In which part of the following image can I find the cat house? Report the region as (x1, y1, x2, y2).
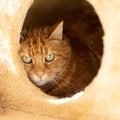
(0, 0, 120, 120)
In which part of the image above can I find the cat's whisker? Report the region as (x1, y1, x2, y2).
(51, 79, 62, 89)
(50, 74, 70, 88)
(64, 70, 80, 74)
(55, 75, 73, 86)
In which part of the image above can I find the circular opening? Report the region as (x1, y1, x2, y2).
(19, 0, 104, 98)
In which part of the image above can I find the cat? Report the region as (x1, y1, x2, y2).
(18, 21, 98, 98)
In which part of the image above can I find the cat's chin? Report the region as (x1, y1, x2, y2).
(28, 74, 49, 86)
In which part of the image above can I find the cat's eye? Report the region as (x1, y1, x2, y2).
(45, 53, 55, 62)
(22, 55, 32, 64)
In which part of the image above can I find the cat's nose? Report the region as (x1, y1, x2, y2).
(36, 71, 45, 79)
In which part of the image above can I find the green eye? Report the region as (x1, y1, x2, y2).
(22, 55, 32, 64)
(45, 53, 55, 62)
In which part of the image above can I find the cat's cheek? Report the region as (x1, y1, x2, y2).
(24, 64, 33, 71)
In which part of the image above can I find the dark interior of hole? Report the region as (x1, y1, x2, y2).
(21, 0, 104, 98)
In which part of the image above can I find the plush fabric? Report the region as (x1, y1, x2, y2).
(0, 0, 120, 119)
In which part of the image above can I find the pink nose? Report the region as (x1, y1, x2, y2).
(36, 71, 44, 78)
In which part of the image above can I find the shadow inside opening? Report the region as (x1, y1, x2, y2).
(19, 0, 104, 98)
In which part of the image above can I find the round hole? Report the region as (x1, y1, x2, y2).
(19, 0, 104, 98)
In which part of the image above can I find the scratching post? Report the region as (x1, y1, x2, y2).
(0, 0, 120, 120)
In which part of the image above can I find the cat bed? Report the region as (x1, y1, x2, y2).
(0, 0, 120, 120)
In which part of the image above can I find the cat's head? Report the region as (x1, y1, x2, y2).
(18, 21, 71, 87)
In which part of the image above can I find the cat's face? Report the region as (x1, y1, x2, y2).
(18, 23, 71, 87)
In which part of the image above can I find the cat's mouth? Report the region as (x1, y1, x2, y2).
(28, 74, 50, 86)
(28, 73, 59, 93)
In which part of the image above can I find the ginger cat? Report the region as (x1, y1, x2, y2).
(18, 21, 98, 98)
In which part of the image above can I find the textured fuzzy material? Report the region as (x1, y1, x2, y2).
(0, 0, 120, 119)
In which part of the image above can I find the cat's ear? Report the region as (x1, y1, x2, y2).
(19, 33, 25, 44)
(49, 21, 63, 40)
(19, 29, 28, 44)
